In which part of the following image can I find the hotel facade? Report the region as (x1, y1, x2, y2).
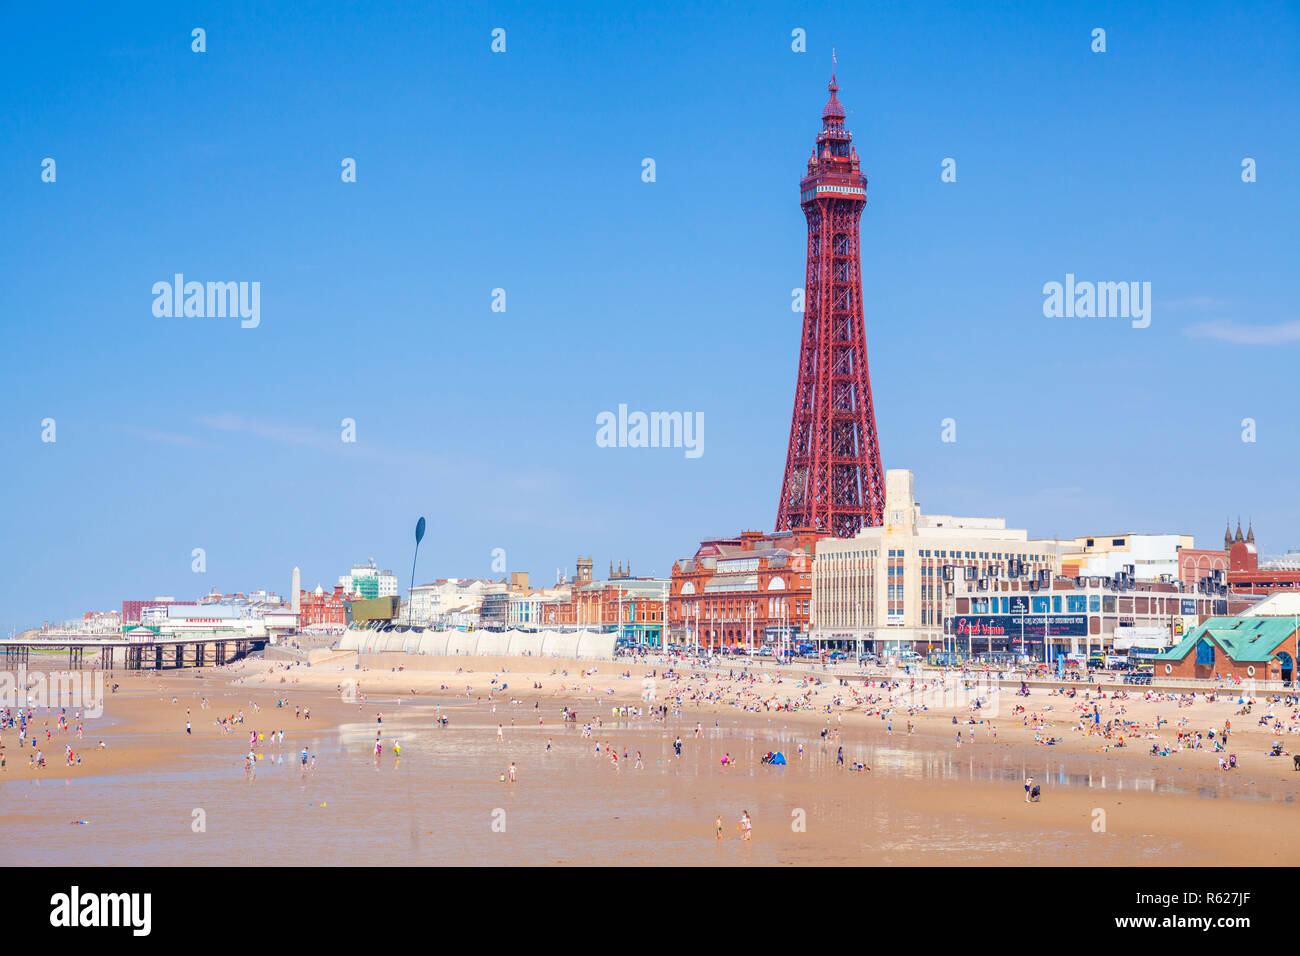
(948, 575, 1264, 662)
(669, 529, 822, 652)
(811, 470, 1061, 655)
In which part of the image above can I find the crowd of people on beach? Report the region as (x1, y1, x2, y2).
(0, 705, 91, 771)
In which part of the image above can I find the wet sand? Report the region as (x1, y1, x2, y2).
(1, 654, 1297, 866)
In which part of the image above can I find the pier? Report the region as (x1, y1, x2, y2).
(1, 636, 266, 670)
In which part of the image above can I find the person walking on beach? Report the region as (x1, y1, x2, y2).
(508, 761, 517, 782)
(739, 810, 752, 841)
(1024, 775, 1035, 803)
(716, 816, 723, 843)
(836, 745, 844, 767)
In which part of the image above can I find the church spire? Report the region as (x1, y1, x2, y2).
(1234, 518, 1244, 544)
(1247, 520, 1255, 544)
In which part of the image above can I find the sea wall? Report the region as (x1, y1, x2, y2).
(338, 628, 616, 661)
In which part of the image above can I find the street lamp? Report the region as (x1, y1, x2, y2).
(856, 600, 863, 663)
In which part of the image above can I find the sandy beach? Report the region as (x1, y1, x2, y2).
(1, 652, 1297, 866)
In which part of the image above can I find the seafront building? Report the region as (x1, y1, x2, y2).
(337, 560, 398, 599)
(538, 557, 669, 646)
(131, 600, 298, 642)
(811, 470, 1061, 656)
(1157, 592, 1300, 683)
(479, 575, 572, 631)
(947, 575, 1264, 663)
(1051, 522, 1300, 597)
(669, 529, 822, 652)
(408, 578, 492, 626)
(121, 597, 194, 624)
(1059, 533, 1193, 581)
(298, 584, 348, 630)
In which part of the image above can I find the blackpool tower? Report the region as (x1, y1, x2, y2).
(775, 73, 885, 536)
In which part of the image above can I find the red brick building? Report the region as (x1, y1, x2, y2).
(121, 599, 196, 624)
(298, 584, 349, 628)
(669, 529, 824, 651)
(1176, 548, 1231, 591)
(1182, 522, 1300, 595)
(539, 557, 668, 643)
(1159, 613, 1298, 683)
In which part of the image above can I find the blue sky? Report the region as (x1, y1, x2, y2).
(2, 0, 1297, 629)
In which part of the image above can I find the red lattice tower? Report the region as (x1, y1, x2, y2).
(775, 73, 884, 536)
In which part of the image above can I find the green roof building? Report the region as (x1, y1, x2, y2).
(1157, 615, 1297, 683)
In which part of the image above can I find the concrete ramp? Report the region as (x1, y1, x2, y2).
(542, 632, 581, 658)
(577, 632, 616, 659)
(508, 632, 544, 657)
(415, 632, 450, 656)
(476, 632, 511, 656)
(446, 633, 478, 656)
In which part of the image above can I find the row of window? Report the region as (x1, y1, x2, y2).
(825, 548, 1054, 563)
(969, 595, 1103, 614)
(916, 549, 1050, 561)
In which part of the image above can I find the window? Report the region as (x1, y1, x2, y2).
(1089, 595, 1100, 612)
(1067, 595, 1086, 613)
(1112, 538, 1125, 546)
(1196, 640, 1215, 667)
(1032, 597, 1049, 613)
(1052, 596, 1062, 613)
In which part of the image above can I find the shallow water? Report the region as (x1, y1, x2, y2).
(0, 697, 1291, 865)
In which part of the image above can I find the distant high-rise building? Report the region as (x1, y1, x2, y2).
(338, 560, 398, 599)
(292, 567, 301, 614)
